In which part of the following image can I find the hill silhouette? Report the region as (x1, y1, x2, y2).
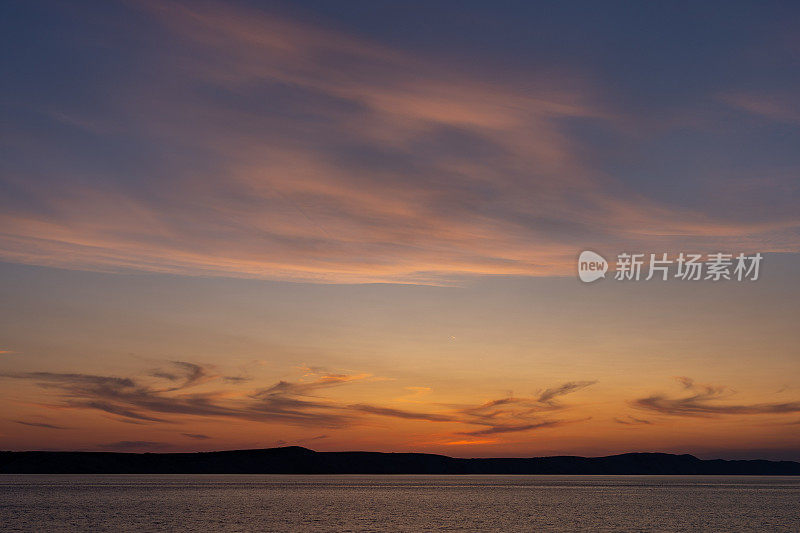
(1, 447, 798, 474)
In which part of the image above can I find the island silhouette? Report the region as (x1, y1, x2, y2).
(1, 447, 798, 474)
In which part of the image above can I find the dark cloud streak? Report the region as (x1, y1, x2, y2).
(14, 420, 70, 430)
(634, 377, 800, 417)
(1, 366, 596, 437)
(182, 433, 211, 440)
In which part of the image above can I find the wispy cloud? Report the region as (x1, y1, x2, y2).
(98, 441, 173, 451)
(634, 377, 800, 417)
(2, 367, 365, 428)
(538, 381, 597, 404)
(459, 420, 562, 436)
(347, 404, 455, 422)
(276, 434, 329, 446)
(450, 381, 597, 436)
(1, 1, 795, 284)
(614, 416, 652, 426)
(14, 420, 70, 430)
(182, 433, 211, 440)
(0, 363, 595, 437)
(150, 361, 219, 391)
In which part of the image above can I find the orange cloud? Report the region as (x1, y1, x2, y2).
(1, 1, 797, 284)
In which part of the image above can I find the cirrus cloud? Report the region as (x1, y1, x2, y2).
(1, 1, 796, 284)
(634, 377, 800, 417)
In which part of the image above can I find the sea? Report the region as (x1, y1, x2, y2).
(1, 475, 798, 531)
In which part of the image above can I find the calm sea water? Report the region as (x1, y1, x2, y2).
(1, 475, 798, 532)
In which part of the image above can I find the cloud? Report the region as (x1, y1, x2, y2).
(296, 434, 329, 444)
(14, 420, 70, 430)
(182, 433, 211, 439)
(458, 420, 562, 436)
(614, 416, 652, 425)
(634, 377, 800, 417)
(346, 380, 595, 436)
(348, 404, 455, 422)
(98, 441, 173, 451)
(449, 381, 597, 436)
(277, 435, 330, 447)
(81, 401, 170, 423)
(222, 376, 252, 384)
(435, 439, 498, 446)
(348, 384, 594, 435)
(254, 372, 370, 398)
(1, 365, 391, 428)
(537, 381, 597, 404)
(2, 372, 135, 389)
(150, 361, 219, 391)
(0, 368, 355, 427)
(1, 1, 795, 284)
(1, 364, 595, 438)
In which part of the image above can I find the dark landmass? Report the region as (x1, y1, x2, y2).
(1, 446, 799, 474)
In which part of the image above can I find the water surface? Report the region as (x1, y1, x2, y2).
(1, 475, 798, 531)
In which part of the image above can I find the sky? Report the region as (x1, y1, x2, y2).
(0, 0, 798, 459)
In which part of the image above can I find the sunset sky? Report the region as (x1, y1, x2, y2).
(1, 1, 798, 460)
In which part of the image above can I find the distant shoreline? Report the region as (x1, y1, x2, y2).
(2, 446, 798, 475)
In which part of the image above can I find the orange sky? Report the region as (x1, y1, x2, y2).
(0, 1, 799, 459)
(1, 264, 798, 459)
